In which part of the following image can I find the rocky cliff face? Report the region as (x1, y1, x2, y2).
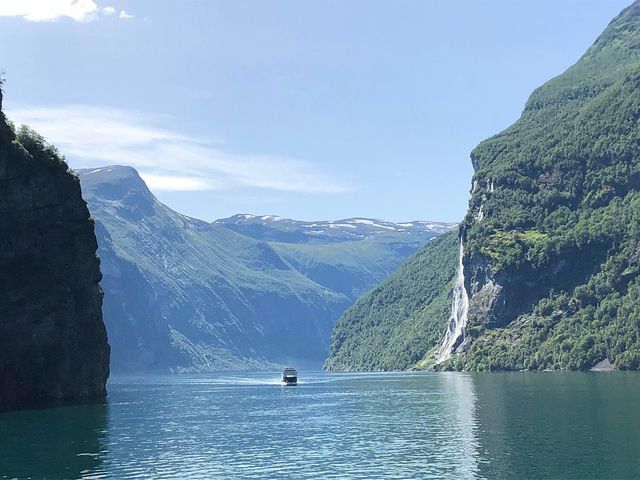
(0, 93, 109, 411)
(445, 0, 640, 370)
(324, 1, 640, 372)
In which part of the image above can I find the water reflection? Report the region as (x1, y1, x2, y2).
(438, 373, 480, 478)
(473, 372, 640, 479)
(93, 373, 484, 478)
(0, 403, 108, 479)
(3, 373, 638, 479)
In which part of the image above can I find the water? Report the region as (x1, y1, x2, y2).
(1, 372, 640, 479)
(437, 241, 469, 364)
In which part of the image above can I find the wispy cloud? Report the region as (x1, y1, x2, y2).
(8, 104, 353, 194)
(0, 1, 133, 22)
(139, 174, 212, 192)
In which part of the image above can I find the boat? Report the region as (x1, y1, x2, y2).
(282, 367, 297, 385)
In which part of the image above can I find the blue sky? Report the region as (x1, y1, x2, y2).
(0, 0, 631, 222)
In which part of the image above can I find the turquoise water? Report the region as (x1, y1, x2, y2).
(1, 372, 639, 479)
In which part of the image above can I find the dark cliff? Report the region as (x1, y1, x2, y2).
(0, 91, 110, 411)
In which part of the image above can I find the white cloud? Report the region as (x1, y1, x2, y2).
(139, 174, 211, 192)
(0, 1, 130, 22)
(8, 104, 353, 194)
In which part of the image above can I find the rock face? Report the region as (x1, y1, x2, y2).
(0, 95, 109, 411)
(449, 0, 640, 370)
(325, 1, 640, 372)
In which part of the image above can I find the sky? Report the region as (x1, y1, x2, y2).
(0, 0, 632, 223)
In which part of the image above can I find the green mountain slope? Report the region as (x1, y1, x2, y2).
(454, 0, 640, 371)
(80, 166, 349, 372)
(217, 215, 455, 301)
(324, 231, 458, 371)
(326, 1, 640, 372)
(78, 166, 453, 372)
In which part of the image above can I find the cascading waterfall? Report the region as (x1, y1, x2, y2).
(436, 240, 469, 364)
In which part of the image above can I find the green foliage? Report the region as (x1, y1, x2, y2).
(327, 2, 640, 372)
(456, 3, 640, 371)
(15, 125, 67, 170)
(324, 231, 459, 371)
(79, 166, 445, 372)
(480, 230, 549, 271)
(272, 235, 427, 300)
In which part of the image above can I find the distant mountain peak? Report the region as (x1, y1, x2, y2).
(77, 165, 156, 220)
(77, 166, 458, 242)
(215, 213, 457, 245)
(81, 165, 138, 175)
(77, 165, 149, 192)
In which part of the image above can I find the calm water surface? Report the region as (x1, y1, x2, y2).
(1, 372, 639, 479)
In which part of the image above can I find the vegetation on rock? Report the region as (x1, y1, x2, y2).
(455, 1, 640, 371)
(78, 166, 451, 372)
(326, 1, 640, 372)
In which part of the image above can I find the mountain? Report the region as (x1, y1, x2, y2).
(326, 1, 640, 372)
(325, 231, 458, 371)
(78, 166, 454, 372)
(216, 214, 456, 300)
(0, 92, 109, 411)
(216, 214, 453, 245)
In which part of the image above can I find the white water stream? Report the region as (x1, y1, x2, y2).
(436, 241, 469, 364)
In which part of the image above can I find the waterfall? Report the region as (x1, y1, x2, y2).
(436, 241, 469, 364)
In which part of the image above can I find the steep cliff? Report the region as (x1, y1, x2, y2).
(326, 1, 640, 372)
(0, 91, 109, 411)
(446, 0, 640, 370)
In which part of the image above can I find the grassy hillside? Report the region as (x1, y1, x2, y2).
(218, 215, 455, 300)
(80, 166, 349, 372)
(325, 231, 458, 371)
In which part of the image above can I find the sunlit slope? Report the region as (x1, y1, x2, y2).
(455, 0, 640, 370)
(325, 231, 458, 371)
(80, 166, 349, 372)
(326, 1, 640, 372)
(79, 166, 452, 372)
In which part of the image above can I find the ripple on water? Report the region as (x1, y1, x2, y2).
(6, 372, 637, 479)
(66, 372, 480, 479)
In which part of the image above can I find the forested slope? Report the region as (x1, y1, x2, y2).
(326, 1, 640, 372)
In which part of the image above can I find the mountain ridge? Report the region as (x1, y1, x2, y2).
(215, 213, 455, 245)
(78, 165, 454, 372)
